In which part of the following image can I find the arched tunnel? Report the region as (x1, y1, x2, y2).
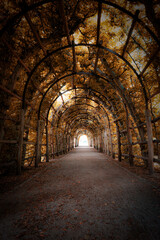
(0, 0, 160, 239)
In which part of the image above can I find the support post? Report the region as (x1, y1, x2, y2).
(126, 107, 133, 166)
(56, 131, 59, 156)
(95, 137, 97, 149)
(106, 130, 109, 155)
(90, 138, 93, 147)
(116, 122, 121, 162)
(60, 134, 63, 154)
(68, 135, 71, 151)
(145, 108, 154, 174)
(97, 136, 99, 150)
(51, 128, 54, 158)
(17, 109, 25, 175)
(72, 137, 74, 149)
(35, 119, 40, 167)
(63, 135, 66, 153)
(108, 119, 113, 158)
(66, 135, 68, 152)
(100, 131, 103, 152)
(46, 121, 49, 162)
(76, 137, 78, 147)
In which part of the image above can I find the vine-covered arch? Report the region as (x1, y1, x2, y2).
(0, 0, 160, 175)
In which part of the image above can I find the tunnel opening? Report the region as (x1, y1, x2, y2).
(79, 135, 89, 147)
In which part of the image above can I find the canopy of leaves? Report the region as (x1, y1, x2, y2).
(0, 0, 159, 168)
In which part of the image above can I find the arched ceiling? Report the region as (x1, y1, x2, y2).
(0, 0, 160, 154)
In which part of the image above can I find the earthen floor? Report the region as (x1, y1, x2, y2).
(0, 147, 160, 240)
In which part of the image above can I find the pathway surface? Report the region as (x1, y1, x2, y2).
(0, 147, 160, 240)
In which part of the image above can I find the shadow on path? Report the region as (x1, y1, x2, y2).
(0, 147, 160, 240)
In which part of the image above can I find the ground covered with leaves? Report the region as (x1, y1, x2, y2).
(0, 148, 160, 240)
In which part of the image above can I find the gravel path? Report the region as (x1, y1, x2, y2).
(0, 147, 160, 240)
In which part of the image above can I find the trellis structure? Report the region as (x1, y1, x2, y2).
(0, 0, 160, 175)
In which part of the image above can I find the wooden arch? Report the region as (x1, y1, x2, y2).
(0, 0, 160, 175)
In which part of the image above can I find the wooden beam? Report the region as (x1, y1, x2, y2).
(60, 94, 65, 105)
(112, 117, 121, 123)
(72, 40, 77, 88)
(0, 84, 36, 110)
(59, 0, 71, 45)
(152, 116, 160, 123)
(63, 135, 67, 154)
(23, 141, 36, 145)
(72, 40, 77, 73)
(60, 134, 63, 154)
(122, 10, 139, 57)
(24, 156, 35, 160)
(96, 1, 102, 46)
(75, 87, 77, 105)
(130, 122, 146, 128)
(56, 131, 59, 156)
(0, 84, 23, 101)
(120, 129, 127, 133)
(0, 84, 50, 125)
(132, 141, 147, 145)
(0, 139, 17, 144)
(51, 105, 60, 118)
(0, 87, 47, 131)
(126, 106, 133, 166)
(100, 131, 103, 152)
(130, 116, 160, 127)
(35, 119, 40, 167)
(122, 154, 148, 160)
(154, 158, 160, 164)
(130, 140, 159, 145)
(46, 122, 49, 162)
(72, 74, 75, 89)
(5, 41, 31, 73)
(122, 154, 160, 164)
(0, 116, 19, 123)
(116, 122, 121, 162)
(51, 105, 57, 115)
(145, 108, 154, 174)
(94, 47, 101, 73)
(6, 80, 42, 116)
(24, 124, 36, 130)
(51, 128, 54, 158)
(150, 89, 160, 99)
(31, 80, 43, 95)
(24, 11, 47, 55)
(94, 2, 102, 73)
(139, 47, 160, 77)
(58, 0, 77, 92)
(22, 1, 58, 76)
(106, 129, 109, 155)
(107, 117, 114, 158)
(17, 109, 25, 175)
(0, 161, 15, 168)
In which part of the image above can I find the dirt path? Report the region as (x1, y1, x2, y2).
(0, 147, 160, 240)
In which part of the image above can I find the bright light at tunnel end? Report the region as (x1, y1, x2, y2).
(79, 135, 89, 146)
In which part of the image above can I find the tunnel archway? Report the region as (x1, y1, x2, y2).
(78, 135, 89, 147)
(0, 0, 160, 175)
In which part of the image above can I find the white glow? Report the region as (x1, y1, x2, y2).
(79, 135, 89, 146)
